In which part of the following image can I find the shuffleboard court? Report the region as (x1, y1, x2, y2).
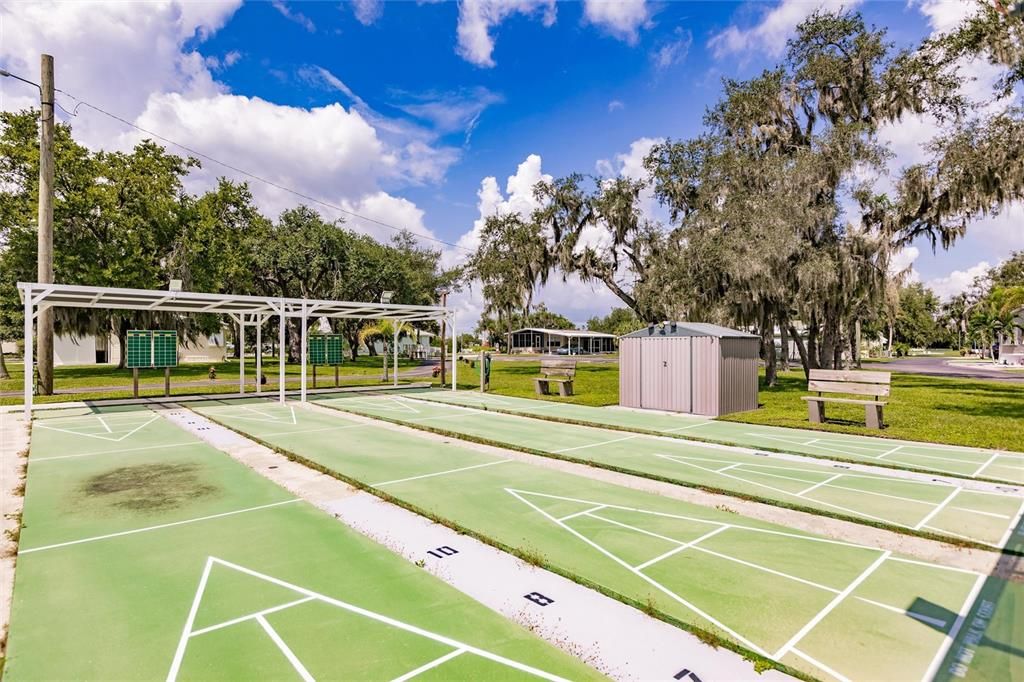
(395, 389, 1024, 485)
(190, 398, 1022, 682)
(6, 404, 601, 681)
(311, 393, 1024, 549)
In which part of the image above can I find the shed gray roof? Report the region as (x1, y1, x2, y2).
(620, 322, 758, 339)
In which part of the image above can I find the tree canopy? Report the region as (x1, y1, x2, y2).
(0, 109, 454, 371)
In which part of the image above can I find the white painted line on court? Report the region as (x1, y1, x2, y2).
(913, 487, 962, 530)
(971, 452, 1001, 478)
(634, 526, 730, 571)
(96, 415, 112, 433)
(715, 463, 743, 473)
(791, 647, 852, 682)
(656, 454, 902, 528)
(795, 474, 843, 497)
(506, 489, 771, 658)
(190, 597, 316, 636)
(557, 505, 607, 522)
(887, 556, 982, 576)
(949, 506, 1011, 520)
(34, 414, 160, 443)
(31, 441, 205, 462)
(392, 649, 465, 682)
(256, 614, 316, 682)
(589, 512, 721, 546)
(21, 499, 301, 554)
(854, 596, 946, 629)
(772, 551, 891, 660)
(510, 488, 889, 552)
(921, 572, 988, 682)
(210, 556, 572, 682)
(167, 556, 213, 682)
(372, 459, 511, 487)
(254, 423, 370, 439)
(692, 546, 840, 594)
(661, 422, 714, 433)
(877, 445, 903, 459)
(995, 497, 1024, 549)
(553, 434, 639, 454)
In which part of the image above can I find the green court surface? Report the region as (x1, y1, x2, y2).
(398, 389, 1024, 485)
(6, 405, 601, 681)
(190, 398, 1022, 682)
(310, 393, 1024, 550)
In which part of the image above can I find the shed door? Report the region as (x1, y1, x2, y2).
(640, 338, 691, 412)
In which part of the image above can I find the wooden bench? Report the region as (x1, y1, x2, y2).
(801, 369, 891, 429)
(534, 358, 577, 396)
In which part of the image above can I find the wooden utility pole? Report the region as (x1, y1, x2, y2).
(37, 54, 55, 395)
(439, 290, 448, 386)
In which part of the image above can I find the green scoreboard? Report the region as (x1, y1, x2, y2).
(126, 330, 178, 368)
(309, 334, 344, 366)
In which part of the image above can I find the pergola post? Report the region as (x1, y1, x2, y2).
(255, 315, 262, 395)
(238, 318, 245, 395)
(393, 327, 399, 388)
(23, 292, 33, 419)
(451, 311, 457, 391)
(300, 303, 308, 403)
(278, 308, 286, 404)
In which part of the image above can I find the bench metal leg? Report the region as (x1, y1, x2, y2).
(866, 404, 883, 429)
(808, 400, 824, 424)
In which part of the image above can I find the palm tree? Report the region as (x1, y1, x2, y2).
(357, 320, 410, 381)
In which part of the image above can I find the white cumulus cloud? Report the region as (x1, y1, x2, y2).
(582, 0, 650, 44)
(709, 0, 861, 59)
(1, 0, 460, 252)
(455, 0, 556, 68)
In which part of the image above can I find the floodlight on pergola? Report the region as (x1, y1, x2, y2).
(17, 282, 458, 416)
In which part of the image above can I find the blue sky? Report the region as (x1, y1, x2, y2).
(2, 1, 1021, 325)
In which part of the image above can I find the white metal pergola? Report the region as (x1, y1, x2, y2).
(17, 282, 457, 417)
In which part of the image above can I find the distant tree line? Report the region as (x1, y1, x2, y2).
(466, 6, 1024, 384)
(0, 110, 456, 378)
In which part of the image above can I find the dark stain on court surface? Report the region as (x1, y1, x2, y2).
(81, 463, 218, 512)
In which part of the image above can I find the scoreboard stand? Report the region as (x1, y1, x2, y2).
(126, 330, 178, 398)
(309, 334, 344, 388)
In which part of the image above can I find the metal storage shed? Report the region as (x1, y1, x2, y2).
(619, 322, 759, 417)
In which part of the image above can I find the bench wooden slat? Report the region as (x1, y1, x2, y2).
(802, 396, 887, 406)
(807, 380, 891, 397)
(809, 369, 891, 384)
(540, 358, 577, 378)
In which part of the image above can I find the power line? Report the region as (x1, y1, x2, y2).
(3, 69, 471, 252)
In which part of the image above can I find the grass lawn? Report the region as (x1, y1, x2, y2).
(441, 359, 1024, 452)
(444, 359, 620, 407)
(0, 356, 425, 406)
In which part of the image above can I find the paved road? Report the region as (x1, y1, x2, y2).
(876, 356, 1024, 383)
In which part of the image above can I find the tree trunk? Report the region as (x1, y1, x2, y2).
(888, 322, 894, 357)
(231, 323, 241, 360)
(0, 347, 9, 379)
(789, 324, 812, 379)
(853, 319, 862, 369)
(116, 319, 129, 370)
(346, 332, 360, 362)
(779, 321, 790, 372)
(759, 309, 777, 387)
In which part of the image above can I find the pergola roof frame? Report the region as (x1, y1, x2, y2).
(17, 282, 458, 417)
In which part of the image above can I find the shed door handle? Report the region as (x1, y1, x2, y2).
(662, 361, 667, 367)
